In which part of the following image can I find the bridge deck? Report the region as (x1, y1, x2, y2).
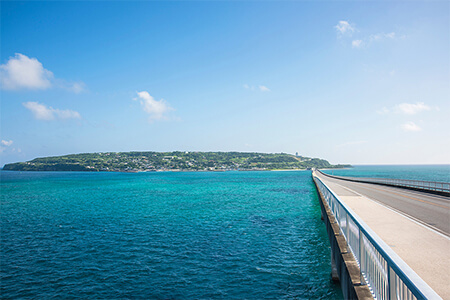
(315, 172, 450, 300)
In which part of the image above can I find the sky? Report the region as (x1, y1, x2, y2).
(1, 1, 449, 166)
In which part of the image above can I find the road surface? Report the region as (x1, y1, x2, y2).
(317, 172, 450, 236)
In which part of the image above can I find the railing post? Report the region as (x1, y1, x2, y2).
(359, 228, 365, 284)
(389, 266, 396, 300)
(346, 213, 349, 240)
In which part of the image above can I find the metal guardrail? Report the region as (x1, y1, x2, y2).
(317, 170, 450, 196)
(313, 173, 442, 300)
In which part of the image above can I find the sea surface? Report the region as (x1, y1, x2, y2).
(322, 165, 450, 183)
(0, 170, 342, 299)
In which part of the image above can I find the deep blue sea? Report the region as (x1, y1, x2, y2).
(0, 170, 342, 299)
(322, 165, 450, 183)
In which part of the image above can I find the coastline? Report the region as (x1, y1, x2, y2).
(1, 168, 311, 173)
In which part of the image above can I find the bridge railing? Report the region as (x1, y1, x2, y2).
(317, 170, 450, 196)
(313, 173, 441, 300)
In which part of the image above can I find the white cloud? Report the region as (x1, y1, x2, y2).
(259, 85, 271, 92)
(135, 91, 173, 121)
(401, 121, 422, 132)
(0, 53, 53, 90)
(352, 40, 363, 48)
(243, 84, 250, 89)
(1, 140, 13, 147)
(23, 101, 81, 121)
(0, 53, 86, 93)
(23, 102, 54, 120)
(394, 102, 431, 115)
(0, 140, 14, 154)
(335, 21, 355, 35)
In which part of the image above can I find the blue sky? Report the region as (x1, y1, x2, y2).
(1, 1, 449, 165)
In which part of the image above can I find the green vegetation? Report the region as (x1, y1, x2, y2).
(2, 151, 351, 172)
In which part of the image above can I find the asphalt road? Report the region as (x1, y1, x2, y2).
(316, 172, 450, 236)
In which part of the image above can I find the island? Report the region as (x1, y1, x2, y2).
(2, 151, 351, 172)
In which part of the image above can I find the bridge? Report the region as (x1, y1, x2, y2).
(312, 169, 449, 300)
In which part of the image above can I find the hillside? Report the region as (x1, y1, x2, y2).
(2, 151, 351, 172)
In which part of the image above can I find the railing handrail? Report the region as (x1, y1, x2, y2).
(313, 172, 442, 299)
(317, 169, 450, 196)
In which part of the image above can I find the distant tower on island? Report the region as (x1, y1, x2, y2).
(295, 152, 299, 157)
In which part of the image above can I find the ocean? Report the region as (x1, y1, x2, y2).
(0, 170, 341, 299)
(321, 164, 450, 183)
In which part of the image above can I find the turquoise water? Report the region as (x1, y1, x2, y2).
(0, 170, 342, 299)
(322, 165, 450, 183)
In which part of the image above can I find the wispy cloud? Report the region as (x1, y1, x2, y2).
(23, 101, 81, 121)
(0, 53, 86, 93)
(394, 102, 431, 115)
(61, 81, 86, 94)
(370, 32, 396, 42)
(355, 32, 397, 49)
(335, 21, 355, 36)
(244, 84, 270, 92)
(135, 91, 173, 122)
(352, 40, 363, 48)
(385, 32, 396, 39)
(335, 20, 398, 49)
(1, 140, 13, 147)
(0, 53, 53, 90)
(378, 102, 435, 115)
(401, 121, 422, 132)
(259, 85, 271, 92)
